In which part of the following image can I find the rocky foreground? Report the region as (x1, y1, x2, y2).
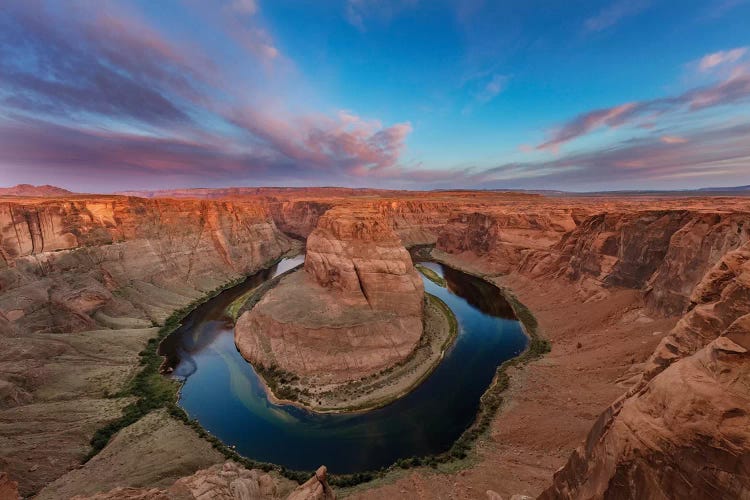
(1, 188, 749, 499)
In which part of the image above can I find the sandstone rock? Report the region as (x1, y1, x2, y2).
(0, 196, 295, 496)
(0, 197, 294, 332)
(287, 466, 336, 500)
(0, 472, 20, 500)
(304, 208, 423, 316)
(541, 241, 750, 500)
(71, 462, 332, 500)
(236, 208, 424, 384)
(267, 200, 333, 239)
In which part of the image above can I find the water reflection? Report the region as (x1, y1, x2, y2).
(159, 256, 527, 473)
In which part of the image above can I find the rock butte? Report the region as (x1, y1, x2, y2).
(0, 187, 747, 499)
(235, 208, 424, 386)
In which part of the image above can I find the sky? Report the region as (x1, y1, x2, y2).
(1, 0, 749, 192)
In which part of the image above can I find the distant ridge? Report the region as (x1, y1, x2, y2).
(0, 184, 75, 197)
(116, 184, 750, 199)
(696, 185, 750, 192)
(116, 186, 418, 199)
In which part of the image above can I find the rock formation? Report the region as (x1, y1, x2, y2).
(0, 196, 295, 496)
(304, 208, 424, 317)
(540, 240, 750, 500)
(3, 188, 750, 498)
(0, 184, 75, 197)
(70, 462, 335, 500)
(0, 472, 19, 500)
(0, 197, 293, 334)
(235, 207, 424, 384)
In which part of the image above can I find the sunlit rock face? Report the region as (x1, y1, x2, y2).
(236, 208, 424, 383)
(304, 208, 424, 317)
(0, 198, 294, 334)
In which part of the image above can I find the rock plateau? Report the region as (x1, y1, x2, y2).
(235, 208, 424, 385)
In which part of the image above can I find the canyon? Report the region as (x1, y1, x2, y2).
(1, 188, 749, 499)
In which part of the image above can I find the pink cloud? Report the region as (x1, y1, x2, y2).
(229, 107, 413, 176)
(699, 47, 747, 71)
(227, 0, 258, 15)
(536, 70, 750, 151)
(660, 135, 688, 144)
(537, 103, 637, 151)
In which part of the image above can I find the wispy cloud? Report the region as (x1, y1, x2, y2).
(459, 70, 510, 114)
(660, 135, 688, 144)
(477, 74, 508, 103)
(583, 0, 651, 32)
(227, 0, 258, 15)
(705, 0, 750, 19)
(468, 122, 750, 190)
(0, 0, 414, 189)
(699, 47, 747, 71)
(345, 0, 419, 31)
(0, 111, 413, 188)
(537, 63, 750, 150)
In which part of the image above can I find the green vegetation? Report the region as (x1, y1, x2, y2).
(83, 254, 314, 482)
(415, 264, 447, 287)
(84, 273, 251, 461)
(225, 287, 258, 320)
(85, 252, 550, 490)
(337, 262, 551, 490)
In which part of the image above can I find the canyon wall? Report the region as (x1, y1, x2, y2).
(436, 206, 750, 315)
(0, 196, 295, 496)
(267, 199, 334, 239)
(541, 240, 750, 500)
(0, 197, 294, 334)
(431, 202, 750, 498)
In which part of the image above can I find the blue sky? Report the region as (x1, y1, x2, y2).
(1, 0, 749, 192)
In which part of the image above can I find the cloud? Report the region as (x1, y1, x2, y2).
(705, 0, 750, 19)
(346, 0, 366, 31)
(459, 70, 510, 114)
(660, 135, 688, 144)
(345, 0, 419, 31)
(583, 0, 651, 32)
(537, 103, 638, 150)
(477, 74, 508, 103)
(229, 107, 413, 176)
(476, 122, 750, 190)
(699, 47, 748, 71)
(0, 2, 212, 126)
(0, 112, 413, 188)
(537, 70, 750, 150)
(227, 0, 258, 15)
(0, 0, 415, 189)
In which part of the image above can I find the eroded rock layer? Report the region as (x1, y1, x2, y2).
(70, 462, 334, 500)
(0, 196, 294, 496)
(236, 208, 424, 383)
(2, 188, 750, 499)
(541, 241, 750, 500)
